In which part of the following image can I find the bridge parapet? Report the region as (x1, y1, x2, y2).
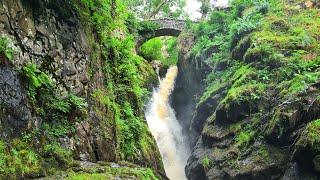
(148, 19, 186, 31)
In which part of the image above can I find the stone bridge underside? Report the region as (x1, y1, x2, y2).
(135, 19, 186, 48)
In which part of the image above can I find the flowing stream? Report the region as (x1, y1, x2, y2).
(145, 66, 190, 180)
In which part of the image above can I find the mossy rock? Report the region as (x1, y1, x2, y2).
(215, 85, 264, 125)
(243, 43, 270, 63)
(293, 119, 320, 172)
(215, 99, 253, 125)
(266, 16, 290, 33)
(233, 144, 288, 179)
(215, 58, 231, 71)
(232, 35, 252, 61)
(263, 107, 302, 144)
(202, 124, 234, 147)
(138, 59, 158, 90)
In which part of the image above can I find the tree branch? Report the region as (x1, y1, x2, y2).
(147, 0, 169, 20)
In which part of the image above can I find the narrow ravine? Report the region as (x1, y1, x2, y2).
(145, 66, 190, 180)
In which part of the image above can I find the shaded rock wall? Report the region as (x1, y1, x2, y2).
(0, 0, 164, 176)
(179, 1, 320, 179)
(172, 32, 208, 144)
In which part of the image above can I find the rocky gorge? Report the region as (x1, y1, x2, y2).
(0, 0, 319, 179)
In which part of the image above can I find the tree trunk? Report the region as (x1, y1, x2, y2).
(111, 0, 117, 18)
(201, 0, 209, 21)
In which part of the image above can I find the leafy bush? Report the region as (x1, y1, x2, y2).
(230, 13, 263, 47)
(164, 37, 178, 65)
(117, 101, 148, 160)
(139, 38, 164, 61)
(137, 21, 160, 34)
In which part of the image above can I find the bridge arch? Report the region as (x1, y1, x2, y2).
(135, 19, 187, 48)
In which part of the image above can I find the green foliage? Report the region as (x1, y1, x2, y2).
(22, 64, 52, 101)
(43, 120, 75, 139)
(124, 0, 186, 19)
(36, 91, 86, 138)
(295, 119, 320, 153)
(137, 21, 160, 34)
(164, 37, 178, 65)
(22, 129, 40, 143)
(117, 101, 151, 160)
(0, 139, 42, 179)
(139, 38, 164, 61)
(79, 0, 114, 33)
(191, 0, 320, 175)
(75, 0, 157, 164)
(125, 12, 138, 34)
(68, 94, 88, 112)
(199, 61, 244, 104)
(230, 0, 255, 18)
(22, 63, 87, 139)
(0, 37, 15, 60)
(284, 73, 319, 95)
(254, 145, 269, 160)
(230, 13, 263, 48)
(218, 65, 266, 107)
(64, 173, 109, 180)
(44, 143, 73, 167)
(235, 131, 256, 148)
(65, 166, 159, 180)
(50, 97, 71, 114)
(200, 156, 211, 170)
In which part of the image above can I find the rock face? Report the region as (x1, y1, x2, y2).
(172, 32, 208, 144)
(174, 1, 320, 179)
(0, 0, 164, 177)
(0, 0, 92, 157)
(0, 64, 32, 140)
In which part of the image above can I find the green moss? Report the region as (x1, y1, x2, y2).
(64, 165, 160, 180)
(278, 71, 320, 96)
(64, 173, 109, 180)
(200, 156, 211, 170)
(235, 131, 256, 148)
(198, 61, 245, 105)
(295, 119, 320, 153)
(44, 143, 73, 167)
(254, 145, 269, 161)
(0, 138, 43, 179)
(244, 42, 273, 63)
(219, 65, 266, 109)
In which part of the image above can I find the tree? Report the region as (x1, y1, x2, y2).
(123, 0, 186, 20)
(199, 0, 218, 20)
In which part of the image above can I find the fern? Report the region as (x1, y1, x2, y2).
(0, 37, 15, 60)
(68, 94, 87, 111)
(22, 64, 52, 101)
(50, 99, 71, 113)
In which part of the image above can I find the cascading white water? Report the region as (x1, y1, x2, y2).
(145, 66, 190, 180)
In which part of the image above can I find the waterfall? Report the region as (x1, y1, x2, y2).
(145, 66, 190, 180)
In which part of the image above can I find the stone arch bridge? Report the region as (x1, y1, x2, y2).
(135, 19, 189, 48)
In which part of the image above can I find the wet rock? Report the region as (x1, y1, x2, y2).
(0, 64, 32, 140)
(313, 155, 320, 173)
(202, 125, 234, 148)
(63, 61, 77, 76)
